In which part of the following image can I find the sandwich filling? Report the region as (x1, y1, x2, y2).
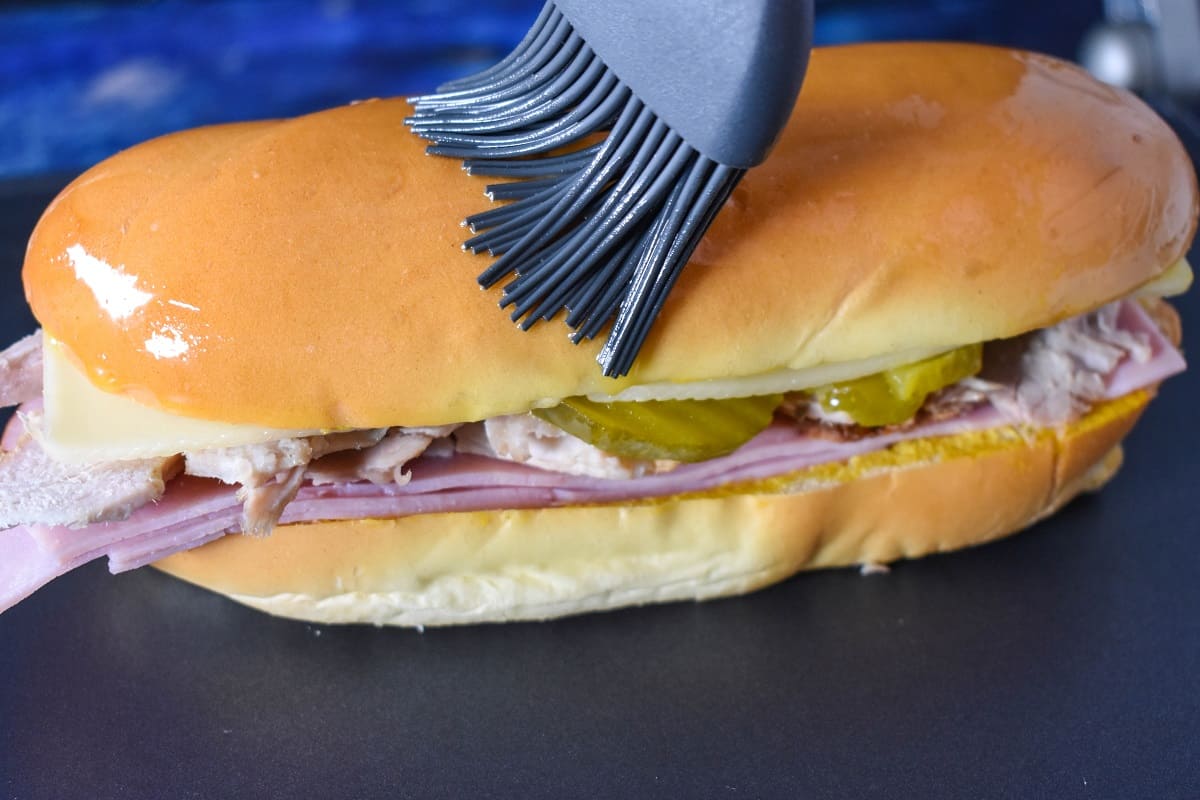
(0, 282, 1187, 613)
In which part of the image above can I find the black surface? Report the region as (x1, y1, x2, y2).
(1, 169, 1199, 799)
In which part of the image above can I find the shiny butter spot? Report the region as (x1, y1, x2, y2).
(167, 299, 201, 312)
(65, 243, 152, 320)
(145, 326, 190, 359)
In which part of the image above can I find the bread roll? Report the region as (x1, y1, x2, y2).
(154, 392, 1146, 626)
(23, 43, 1197, 429)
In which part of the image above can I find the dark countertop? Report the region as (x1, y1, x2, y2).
(1, 170, 1198, 797)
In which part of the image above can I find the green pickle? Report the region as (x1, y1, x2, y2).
(533, 394, 783, 462)
(534, 344, 982, 461)
(812, 343, 983, 427)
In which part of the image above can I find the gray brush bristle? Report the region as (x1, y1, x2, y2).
(407, 3, 745, 378)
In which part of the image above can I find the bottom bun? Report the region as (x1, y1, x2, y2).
(154, 392, 1149, 627)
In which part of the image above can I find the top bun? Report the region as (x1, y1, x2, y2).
(23, 43, 1198, 429)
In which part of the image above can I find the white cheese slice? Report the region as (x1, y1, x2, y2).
(36, 260, 1191, 459)
(590, 258, 1194, 403)
(1134, 257, 1192, 299)
(586, 344, 953, 403)
(40, 336, 316, 464)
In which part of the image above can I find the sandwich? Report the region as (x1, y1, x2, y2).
(0, 42, 1194, 626)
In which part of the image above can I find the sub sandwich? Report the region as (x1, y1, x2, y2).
(0, 43, 1195, 626)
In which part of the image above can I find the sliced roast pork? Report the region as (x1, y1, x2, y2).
(183, 428, 389, 487)
(458, 413, 668, 479)
(0, 411, 180, 528)
(942, 301, 1162, 427)
(306, 428, 453, 486)
(0, 330, 43, 409)
(239, 465, 307, 537)
(185, 429, 393, 536)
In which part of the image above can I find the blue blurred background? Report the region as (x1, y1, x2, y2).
(0, 0, 1140, 181)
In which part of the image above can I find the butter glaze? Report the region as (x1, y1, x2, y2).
(63, 243, 151, 321)
(22, 43, 1198, 428)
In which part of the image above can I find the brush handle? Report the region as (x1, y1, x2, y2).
(555, 0, 813, 169)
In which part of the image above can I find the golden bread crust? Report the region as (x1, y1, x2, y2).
(23, 43, 1198, 428)
(153, 392, 1148, 626)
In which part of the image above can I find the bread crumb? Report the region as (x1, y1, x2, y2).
(859, 562, 891, 576)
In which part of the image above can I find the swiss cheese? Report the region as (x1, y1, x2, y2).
(40, 336, 315, 463)
(36, 261, 1191, 461)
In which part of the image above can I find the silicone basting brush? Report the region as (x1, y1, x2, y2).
(407, 0, 813, 377)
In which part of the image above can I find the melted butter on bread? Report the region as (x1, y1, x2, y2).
(24, 45, 1198, 430)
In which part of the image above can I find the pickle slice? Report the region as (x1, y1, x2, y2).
(535, 344, 982, 457)
(533, 394, 783, 462)
(813, 344, 983, 427)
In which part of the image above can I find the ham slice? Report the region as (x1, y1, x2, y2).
(0, 300, 1186, 613)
